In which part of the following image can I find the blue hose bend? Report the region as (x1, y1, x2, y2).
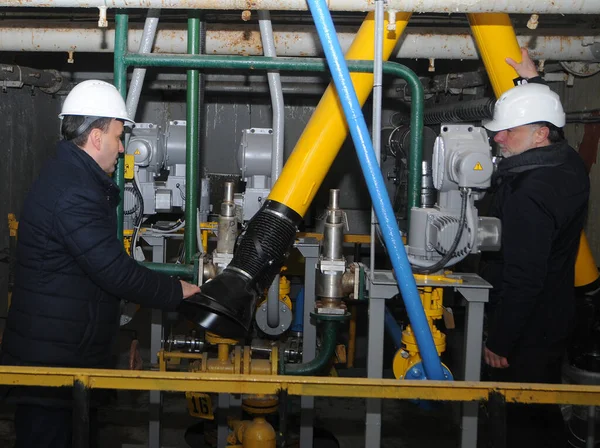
(306, 0, 445, 381)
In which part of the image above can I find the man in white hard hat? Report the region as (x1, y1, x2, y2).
(480, 52, 589, 447)
(1, 80, 200, 448)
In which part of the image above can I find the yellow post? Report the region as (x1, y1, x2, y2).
(268, 12, 412, 216)
(467, 13, 521, 99)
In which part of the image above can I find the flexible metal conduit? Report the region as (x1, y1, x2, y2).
(2, 0, 597, 13)
(258, 10, 284, 330)
(306, 0, 444, 380)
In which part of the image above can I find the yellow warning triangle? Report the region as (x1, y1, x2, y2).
(473, 162, 483, 171)
(134, 149, 141, 155)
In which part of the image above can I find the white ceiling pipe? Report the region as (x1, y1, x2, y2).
(0, 0, 598, 13)
(0, 25, 598, 61)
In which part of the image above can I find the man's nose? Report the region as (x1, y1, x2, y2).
(119, 140, 125, 153)
(494, 130, 507, 143)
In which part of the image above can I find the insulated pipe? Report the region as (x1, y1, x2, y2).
(125, 9, 160, 121)
(468, 14, 521, 98)
(2, 0, 598, 13)
(268, 11, 411, 215)
(306, 0, 444, 380)
(3, 26, 598, 61)
(185, 13, 200, 264)
(258, 10, 284, 330)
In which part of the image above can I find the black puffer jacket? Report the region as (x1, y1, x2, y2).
(481, 141, 589, 359)
(2, 140, 183, 369)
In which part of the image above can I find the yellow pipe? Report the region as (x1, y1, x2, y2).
(467, 13, 521, 98)
(218, 343, 230, 362)
(268, 12, 411, 216)
(575, 232, 600, 287)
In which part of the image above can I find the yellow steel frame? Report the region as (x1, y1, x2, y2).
(0, 366, 599, 406)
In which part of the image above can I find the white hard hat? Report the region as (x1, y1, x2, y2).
(59, 80, 134, 125)
(482, 83, 565, 132)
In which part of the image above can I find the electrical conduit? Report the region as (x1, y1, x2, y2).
(258, 10, 284, 329)
(306, 0, 445, 380)
(126, 9, 160, 121)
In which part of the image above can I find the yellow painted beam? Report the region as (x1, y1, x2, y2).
(0, 367, 599, 406)
(467, 13, 521, 98)
(268, 12, 411, 216)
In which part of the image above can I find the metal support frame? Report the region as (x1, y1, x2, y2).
(366, 270, 490, 448)
(459, 285, 489, 448)
(297, 239, 320, 448)
(142, 234, 172, 448)
(73, 378, 90, 448)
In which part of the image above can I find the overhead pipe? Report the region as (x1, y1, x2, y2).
(0, 63, 63, 93)
(3, 25, 599, 61)
(2, 0, 598, 13)
(306, 0, 444, 380)
(125, 9, 160, 121)
(258, 9, 285, 330)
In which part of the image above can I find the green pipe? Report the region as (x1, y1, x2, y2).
(114, 12, 128, 242)
(185, 13, 200, 264)
(141, 262, 195, 278)
(282, 320, 340, 376)
(121, 53, 424, 214)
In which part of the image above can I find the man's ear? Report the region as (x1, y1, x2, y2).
(534, 125, 550, 144)
(88, 128, 103, 150)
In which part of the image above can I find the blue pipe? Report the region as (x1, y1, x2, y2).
(384, 307, 403, 350)
(291, 288, 305, 333)
(306, 0, 445, 381)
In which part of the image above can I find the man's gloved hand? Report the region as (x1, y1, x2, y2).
(180, 280, 201, 299)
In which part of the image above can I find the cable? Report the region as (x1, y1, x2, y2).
(411, 188, 470, 274)
(131, 168, 144, 259)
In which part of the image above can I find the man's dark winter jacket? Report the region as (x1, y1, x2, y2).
(2, 140, 183, 370)
(482, 140, 589, 360)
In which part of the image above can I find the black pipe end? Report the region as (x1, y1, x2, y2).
(178, 269, 258, 339)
